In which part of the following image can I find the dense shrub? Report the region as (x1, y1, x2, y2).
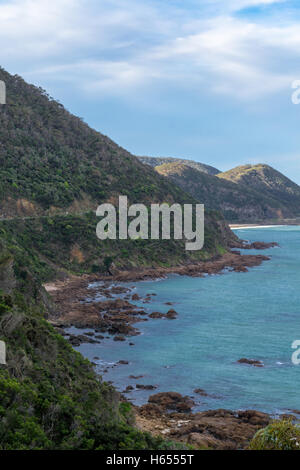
(249, 420, 300, 450)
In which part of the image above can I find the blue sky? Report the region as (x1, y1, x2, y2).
(1, 0, 300, 181)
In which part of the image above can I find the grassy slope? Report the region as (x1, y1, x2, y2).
(138, 156, 220, 176)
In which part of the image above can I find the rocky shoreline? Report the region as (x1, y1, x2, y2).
(135, 395, 271, 450)
(133, 390, 300, 449)
(44, 244, 285, 450)
(46, 249, 271, 333)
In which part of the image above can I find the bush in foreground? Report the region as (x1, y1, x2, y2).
(249, 419, 300, 450)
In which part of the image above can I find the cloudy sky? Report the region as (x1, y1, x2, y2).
(1, 0, 300, 180)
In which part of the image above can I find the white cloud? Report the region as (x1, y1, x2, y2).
(150, 15, 300, 98)
(0, 0, 299, 102)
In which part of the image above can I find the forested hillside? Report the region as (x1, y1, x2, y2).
(0, 68, 193, 217)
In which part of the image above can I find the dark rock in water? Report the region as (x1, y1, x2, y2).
(129, 375, 144, 380)
(129, 342, 135, 346)
(237, 358, 264, 367)
(243, 241, 279, 250)
(68, 334, 100, 346)
(165, 302, 173, 306)
(95, 334, 104, 340)
(193, 388, 209, 397)
(165, 309, 178, 319)
(85, 331, 95, 337)
(93, 356, 100, 360)
(136, 384, 157, 390)
(134, 310, 148, 316)
(148, 392, 195, 412)
(118, 360, 129, 365)
(234, 266, 248, 273)
(149, 312, 165, 319)
(114, 335, 126, 342)
(68, 335, 81, 347)
(108, 323, 139, 336)
(124, 385, 134, 393)
(132, 293, 140, 301)
(77, 335, 100, 344)
(149, 310, 178, 320)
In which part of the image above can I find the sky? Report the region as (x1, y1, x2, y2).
(1, 0, 300, 181)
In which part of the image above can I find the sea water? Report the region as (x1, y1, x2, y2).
(74, 226, 300, 414)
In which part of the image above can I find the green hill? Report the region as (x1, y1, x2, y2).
(0, 67, 237, 277)
(156, 162, 300, 222)
(218, 164, 300, 219)
(0, 68, 194, 218)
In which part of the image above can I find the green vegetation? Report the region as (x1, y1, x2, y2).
(0, 209, 234, 282)
(249, 420, 300, 450)
(0, 65, 235, 273)
(0, 68, 195, 216)
(0, 241, 186, 450)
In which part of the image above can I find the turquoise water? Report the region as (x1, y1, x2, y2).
(75, 226, 300, 414)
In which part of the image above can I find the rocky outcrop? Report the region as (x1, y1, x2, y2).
(231, 241, 279, 250)
(193, 389, 209, 397)
(148, 392, 195, 413)
(136, 384, 157, 390)
(136, 404, 271, 450)
(237, 358, 264, 367)
(149, 310, 178, 320)
(108, 252, 270, 282)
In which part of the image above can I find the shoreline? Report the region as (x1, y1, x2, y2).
(44, 245, 291, 450)
(230, 221, 300, 229)
(45, 250, 270, 329)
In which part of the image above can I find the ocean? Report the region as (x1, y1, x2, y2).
(71, 226, 300, 415)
